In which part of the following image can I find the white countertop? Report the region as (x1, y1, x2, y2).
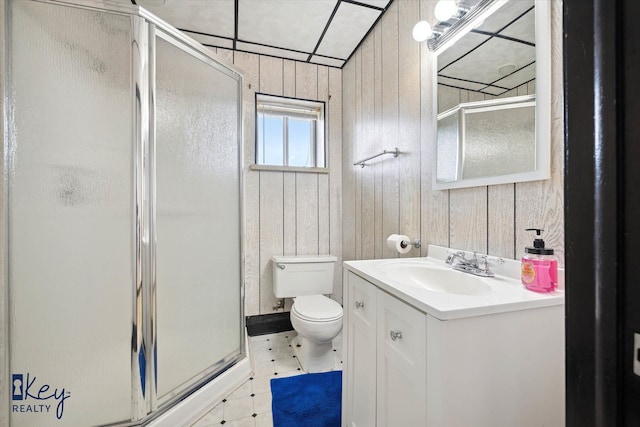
(343, 245, 564, 320)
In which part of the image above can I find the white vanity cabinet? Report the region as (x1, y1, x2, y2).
(342, 268, 564, 427)
(344, 272, 427, 427)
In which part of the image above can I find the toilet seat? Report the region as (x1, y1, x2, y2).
(292, 295, 343, 322)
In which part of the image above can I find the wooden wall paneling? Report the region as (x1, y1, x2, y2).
(259, 56, 283, 95)
(342, 60, 356, 263)
(282, 60, 297, 258)
(318, 66, 330, 256)
(397, 0, 422, 257)
(467, 91, 484, 103)
(294, 62, 318, 100)
(233, 51, 260, 316)
(449, 187, 488, 253)
(257, 55, 284, 314)
(488, 184, 516, 258)
(295, 173, 319, 255)
(215, 48, 234, 65)
(381, 2, 400, 259)
(329, 67, 343, 301)
(421, 0, 449, 253)
(373, 24, 384, 259)
(283, 60, 296, 98)
(360, 35, 376, 260)
(259, 172, 284, 313)
(515, 0, 564, 266)
(437, 85, 460, 114)
(295, 62, 319, 256)
(354, 50, 363, 260)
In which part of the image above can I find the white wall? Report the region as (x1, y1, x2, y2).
(211, 49, 343, 316)
(342, 0, 564, 266)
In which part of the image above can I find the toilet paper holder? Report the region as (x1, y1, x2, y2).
(400, 238, 422, 249)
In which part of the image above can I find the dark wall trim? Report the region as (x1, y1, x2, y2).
(564, 0, 623, 425)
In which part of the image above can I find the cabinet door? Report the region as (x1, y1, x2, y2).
(345, 272, 378, 427)
(377, 291, 427, 427)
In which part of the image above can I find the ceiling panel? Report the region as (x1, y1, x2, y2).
(137, 0, 235, 38)
(236, 41, 309, 62)
(184, 31, 234, 49)
(438, 76, 488, 92)
(354, 0, 391, 8)
(238, 0, 338, 54)
(315, 1, 381, 59)
(310, 55, 345, 68)
(117, 0, 393, 68)
(443, 37, 535, 86)
(476, 0, 534, 34)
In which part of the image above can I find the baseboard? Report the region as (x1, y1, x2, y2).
(147, 358, 251, 427)
(246, 312, 294, 336)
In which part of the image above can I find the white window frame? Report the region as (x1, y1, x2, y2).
(253, 93, 327, 172)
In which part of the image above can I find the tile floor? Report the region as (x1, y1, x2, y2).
(191, 330, 343, 427)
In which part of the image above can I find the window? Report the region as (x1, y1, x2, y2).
(255, 94, 326, 169)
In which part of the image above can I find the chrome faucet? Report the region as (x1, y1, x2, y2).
(446, 251, 503, 278)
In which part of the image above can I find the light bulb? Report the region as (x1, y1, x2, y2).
(434, 0, 458, 22)
(412, 21, 433, 42)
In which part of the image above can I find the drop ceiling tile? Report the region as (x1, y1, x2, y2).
(482, 86, 508, 96)
(137, 0, 235, 38)
(238, 0, 338, 54)
(438, 76, 487, 92)
(442, 37, 535, 86)
(476, 0, 534, 34)
(492, 62, 536, 90)
(236, 42, 309, 62)
(500, 9, 535, 45)
(316, 2, 380, 59)
(437, 32, 490, 72)
(310, 55, 344, 68)
(352, 0, 391, 9)
(184, 31, 234, 49)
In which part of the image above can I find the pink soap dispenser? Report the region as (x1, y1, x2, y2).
(521, 228, 558, 293)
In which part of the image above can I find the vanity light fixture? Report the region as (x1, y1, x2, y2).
(412, 0, 510, 53)
(412, 20, 433, 42)
(434, 0, 459, 22)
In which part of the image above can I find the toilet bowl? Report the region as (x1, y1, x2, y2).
(271, 255, 343, 373)
(290, 294, 343, 372)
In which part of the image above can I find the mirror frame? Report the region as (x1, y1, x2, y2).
(432, 0, 551, 190)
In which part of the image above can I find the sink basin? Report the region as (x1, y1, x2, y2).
(378, 262, 492, 296)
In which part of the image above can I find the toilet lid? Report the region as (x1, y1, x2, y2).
(292, 295, 343, 322)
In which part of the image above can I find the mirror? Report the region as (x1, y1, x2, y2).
(433, 0, 551, 190)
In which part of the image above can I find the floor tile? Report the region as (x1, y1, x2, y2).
(224, 415, 256, 427)
(254, 412, 274, 427)
(191, 403, 223, 426)
(224, 396, 254, 421)
(190, 330, 342, 427)
(227, 380, 253, 400)
(253, 392, 272, 415)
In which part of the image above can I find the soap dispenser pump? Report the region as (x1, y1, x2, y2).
(521, 228, 558, 293)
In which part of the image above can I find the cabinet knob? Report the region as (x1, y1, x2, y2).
(355, 301, 365, 309)
(390, 330, 403, 341)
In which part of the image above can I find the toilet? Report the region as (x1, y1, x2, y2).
(272, 255, 343, 373)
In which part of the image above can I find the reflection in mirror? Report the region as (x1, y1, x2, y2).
(433, 0, 550, 190)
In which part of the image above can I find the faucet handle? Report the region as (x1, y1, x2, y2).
(480, 255, 504, 275)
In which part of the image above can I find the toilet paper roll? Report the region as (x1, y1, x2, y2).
(387, 234, 412, 254)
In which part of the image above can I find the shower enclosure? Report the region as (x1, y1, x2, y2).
(2, 1, 244, 425)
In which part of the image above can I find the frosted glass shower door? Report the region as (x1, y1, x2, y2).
(7, 2, 135, 426)
(154, 32, 243, 401)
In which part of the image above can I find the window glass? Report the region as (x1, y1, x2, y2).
(255, 94, 325, 168)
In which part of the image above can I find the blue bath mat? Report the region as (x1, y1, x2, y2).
(270, 371, 342, 427)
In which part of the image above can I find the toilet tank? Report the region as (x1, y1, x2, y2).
(272, 255, 337, 298)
